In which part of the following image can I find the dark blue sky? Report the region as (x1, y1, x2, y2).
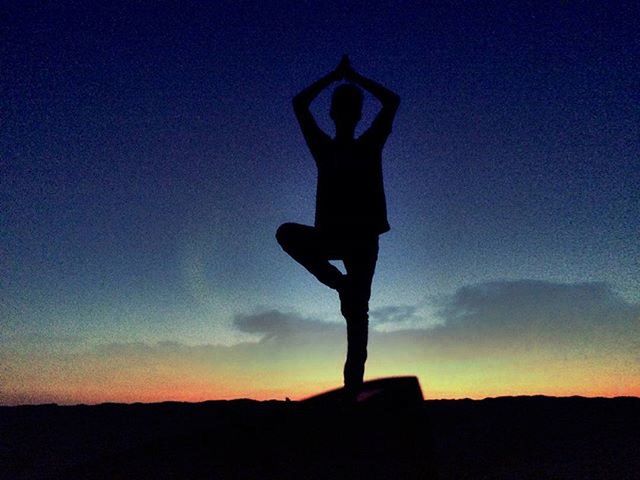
(2, 1, 638, 348)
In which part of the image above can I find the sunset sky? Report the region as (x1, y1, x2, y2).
(2, 2, 639, 404)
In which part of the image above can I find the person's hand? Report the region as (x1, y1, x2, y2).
(334, 54, 351, 80)
(340, 55, 358, 81)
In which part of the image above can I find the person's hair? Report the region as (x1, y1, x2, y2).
(331, 83, 363, 120)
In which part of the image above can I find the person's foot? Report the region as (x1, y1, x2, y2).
(342, 383, 361, 403)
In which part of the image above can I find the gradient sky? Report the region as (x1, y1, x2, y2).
(2, 2, 639, 404)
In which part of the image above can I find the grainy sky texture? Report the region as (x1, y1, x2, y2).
(2, 1, 639, 404)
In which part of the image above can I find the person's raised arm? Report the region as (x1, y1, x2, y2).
(293, 58, 348, 151)
(344, 58, 400, 144)
(346, 68, 400, 110)
(293, 71, 337, 114)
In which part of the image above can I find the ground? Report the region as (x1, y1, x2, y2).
(1, 396, 638, 479)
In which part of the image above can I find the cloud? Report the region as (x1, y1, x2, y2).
(233, 310, 341, 340)
(370, 305, 419, 324)
(0, 311, 350, 405)
(227, 280, 639, 367)
(431, 280, 639, 339)
(369, 279, 639, 339)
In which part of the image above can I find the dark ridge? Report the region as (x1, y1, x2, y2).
(1, 395, 638, 479)
(3, 394, 637, 409)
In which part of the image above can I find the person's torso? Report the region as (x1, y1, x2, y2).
(314, 137, 389, 235)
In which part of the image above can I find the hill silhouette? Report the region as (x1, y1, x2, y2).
(1, 390, 639, 479)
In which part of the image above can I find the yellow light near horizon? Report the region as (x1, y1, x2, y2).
(2, 329, 639, 405)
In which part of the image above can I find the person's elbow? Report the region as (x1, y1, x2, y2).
(292, 95, 308, 114)
(381, 93, 400, 116)
(388, 92, 400, 110)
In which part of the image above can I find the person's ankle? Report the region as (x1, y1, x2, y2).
(343, 381, 362, 400)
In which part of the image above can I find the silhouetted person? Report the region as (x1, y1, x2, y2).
(276, 55, 399, 395)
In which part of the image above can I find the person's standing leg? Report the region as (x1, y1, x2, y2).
(341, 235, 379, 391)
(275, 223, 344, 290)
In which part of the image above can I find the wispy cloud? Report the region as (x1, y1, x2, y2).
(431, 280, 639, 341)
(370, 305, 420, 324)
(233, 310, 341, 340)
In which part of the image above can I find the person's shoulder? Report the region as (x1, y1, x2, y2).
(356, 131, 386, 152)
(310, 136, 336, 160)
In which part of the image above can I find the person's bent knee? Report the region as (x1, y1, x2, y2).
(276, 222, 295, 248)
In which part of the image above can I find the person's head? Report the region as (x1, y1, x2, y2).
(330, 83, 363, 132)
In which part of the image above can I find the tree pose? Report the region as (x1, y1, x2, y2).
(276, 55, 400, 394)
